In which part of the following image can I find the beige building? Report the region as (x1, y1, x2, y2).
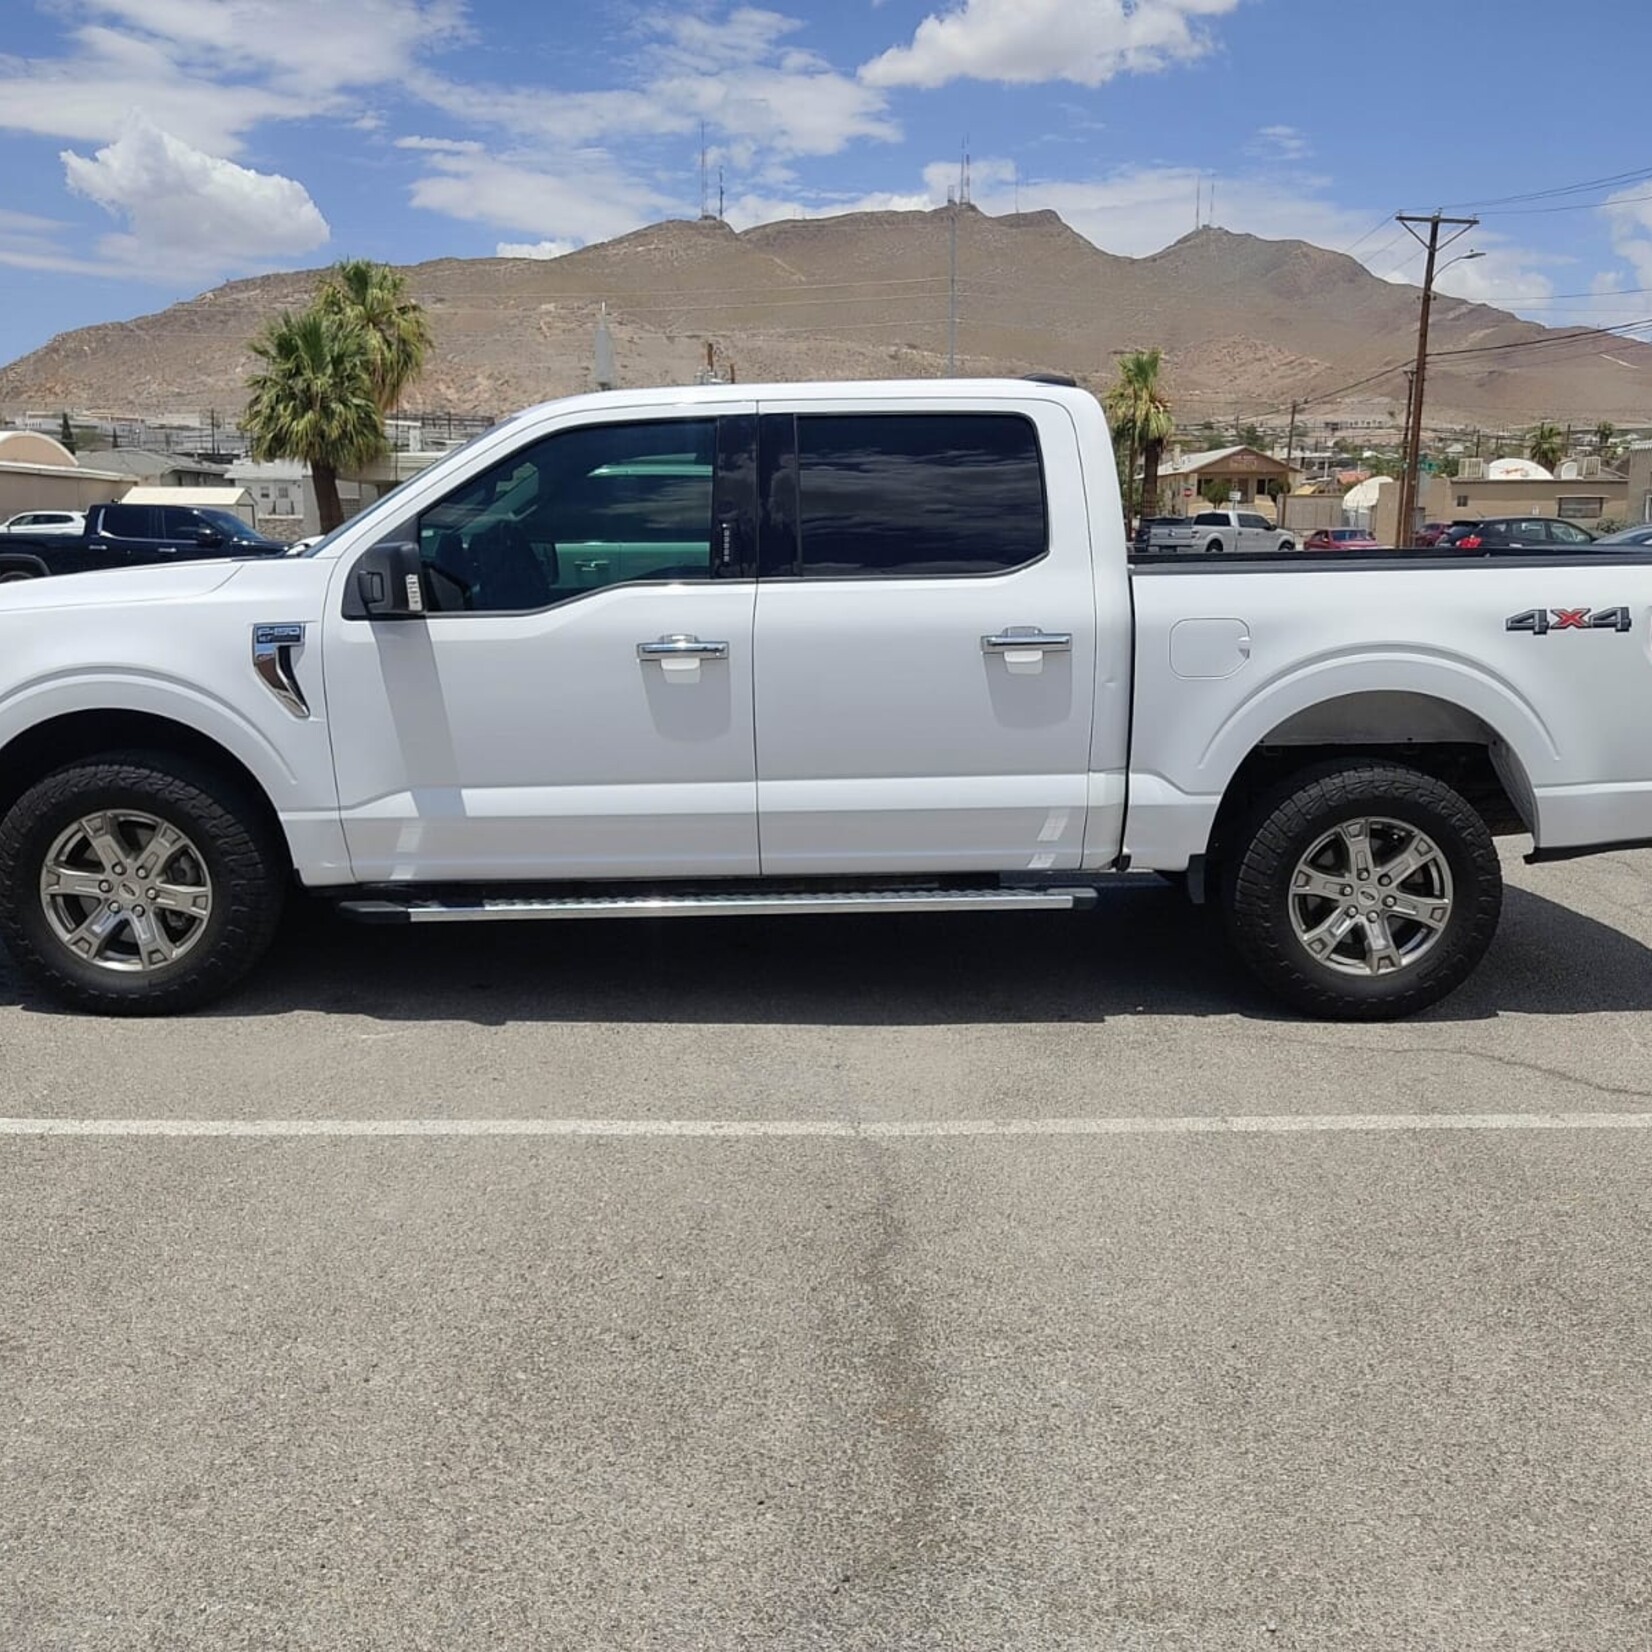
(0, 430, 127, 519)
(1626, 442, 1652, 526)
(1401, 471, 1630, 543)
(1155, 445, 1302, 520)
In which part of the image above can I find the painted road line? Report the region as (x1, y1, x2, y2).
(3, 1112, 1652, 1138)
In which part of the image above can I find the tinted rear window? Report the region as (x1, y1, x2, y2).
(100, 505, 154, 538)
(791, 413, 1046, 578)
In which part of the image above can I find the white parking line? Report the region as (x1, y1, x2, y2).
(2, 1112, 1652, 1138)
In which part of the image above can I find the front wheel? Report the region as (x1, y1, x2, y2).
(0, 755, 286, 1015)
(1222, 761, 1502, 1020)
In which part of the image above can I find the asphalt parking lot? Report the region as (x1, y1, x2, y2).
(6, 845, 1652, 1650)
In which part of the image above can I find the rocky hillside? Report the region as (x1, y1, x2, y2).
(3, 208, 1646, 428)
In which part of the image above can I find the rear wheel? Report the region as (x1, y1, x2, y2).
(1204, 538, 1225, 554)
(1222, 760, 1502, 1020)
(0, 755, 286, 1015)
(0, 569, 36, 584)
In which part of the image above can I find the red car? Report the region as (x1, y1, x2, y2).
(1303, 528, 1383, 552)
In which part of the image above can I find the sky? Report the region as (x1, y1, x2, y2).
(2, 0, 1652, 367)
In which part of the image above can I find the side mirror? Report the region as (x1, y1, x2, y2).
(350, 540, 428, 620)
(195, 525, 224, 548)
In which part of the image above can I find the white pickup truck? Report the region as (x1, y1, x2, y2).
(1143, 508, 1297, 556)
(0, 378, 1647, 1020)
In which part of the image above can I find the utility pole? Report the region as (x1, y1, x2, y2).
(1284, 400, 1300, 471)
(1393, 211, 1477, 546)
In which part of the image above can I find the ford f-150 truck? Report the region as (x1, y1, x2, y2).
(0, 378, 1647, 1019)
(1143, 508, 1296, 556)
(0, 500, 286, 582)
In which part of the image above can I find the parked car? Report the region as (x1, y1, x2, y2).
(0, 501, 287, 581)
(0, 509, 84, 535)
(1413, 521, 1457, 549)
(1302, 528, 1383, 552)
(1138, 508, 1296, 555)
(1592, 524, 1652, 548)
(1, 376, 1650, 1022)
(1435, 517, 1598, 553)
(1132, 515, 1192, 553)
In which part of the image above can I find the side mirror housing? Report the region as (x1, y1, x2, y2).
(349, 540, 428, 620)
(195, 525, 224, 548)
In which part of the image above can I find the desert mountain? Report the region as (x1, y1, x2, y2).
(2, 207, 1647, 430)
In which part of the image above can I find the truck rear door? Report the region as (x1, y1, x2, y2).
(750, 397, 1112, 874)
(78, 504, 158, 571)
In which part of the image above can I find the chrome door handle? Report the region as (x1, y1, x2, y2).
(638, 634, 729, 660)
(982, 628, 1072, 653)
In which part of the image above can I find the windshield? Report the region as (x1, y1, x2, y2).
(202, 510, 263, 538)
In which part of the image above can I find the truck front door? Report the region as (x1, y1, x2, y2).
(750, 400, 1123, 874)
(322, 409, 761, 883)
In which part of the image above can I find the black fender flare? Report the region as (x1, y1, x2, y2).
(0, 553, 49, 581)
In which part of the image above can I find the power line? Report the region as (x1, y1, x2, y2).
(1440, 164, 1652, 212)
(1475, 188, 1652, 217)
(1425, 314, 1652, 361)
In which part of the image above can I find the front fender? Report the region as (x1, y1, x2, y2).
(0, 667, 306, 802)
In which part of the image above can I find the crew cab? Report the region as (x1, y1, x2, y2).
(0, 378, 1649, 1020)
(1142, 508, 1296, 555)
(0, 501, 286, 581)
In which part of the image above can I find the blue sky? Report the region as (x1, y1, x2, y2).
(2, 0, 1651, 365)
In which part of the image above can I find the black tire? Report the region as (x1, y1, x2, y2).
(0, 570, 36, 584)
(1277, 539, 1295, 554)
(1205, 538, 1225, 555)
(1222, 760, 1502, 1021)
(0, 754, 286, 1015)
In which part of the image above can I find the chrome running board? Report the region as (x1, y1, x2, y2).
(338, 886, 1098, 925)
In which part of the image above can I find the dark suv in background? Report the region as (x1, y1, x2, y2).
(0, 501, 288, 581)
(1435, 517, 1598, 553)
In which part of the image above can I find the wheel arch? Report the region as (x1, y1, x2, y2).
(1199, 687, 1542, 884)
(0, 553, 49, 581)
(0, 710, 292, 875)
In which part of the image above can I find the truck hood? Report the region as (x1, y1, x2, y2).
(0, 559, 249, 612)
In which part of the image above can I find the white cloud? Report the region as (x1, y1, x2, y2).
(395, 135, 485, 154)
(1603, 184, 1652, 287)
(0, 208, 116, 278)
(0, 28, 311, 153)
(77, 0, 467, 96)
(407, 149, 666, 245)
(496, 239, 577, 260)
(860, 0, 1241, 89)
(1249, 124, 1310, 162)
(1426, 252, 1558, 311)
(61, 113, 329, 277)
(0, 0, 464, 151)
(412, 6, 897, 160)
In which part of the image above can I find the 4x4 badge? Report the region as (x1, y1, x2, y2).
(1506, 607, 1632, 635)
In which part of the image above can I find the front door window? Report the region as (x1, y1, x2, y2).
(417, 419, 719, 613)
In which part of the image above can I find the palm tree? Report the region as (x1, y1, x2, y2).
(1527, 421, 1565, 472)
(1106, 349, 1175, 530)
(318, 259, 433, 416)
(243, 309, 383, 533)
(1594, 420, 1616, 459)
